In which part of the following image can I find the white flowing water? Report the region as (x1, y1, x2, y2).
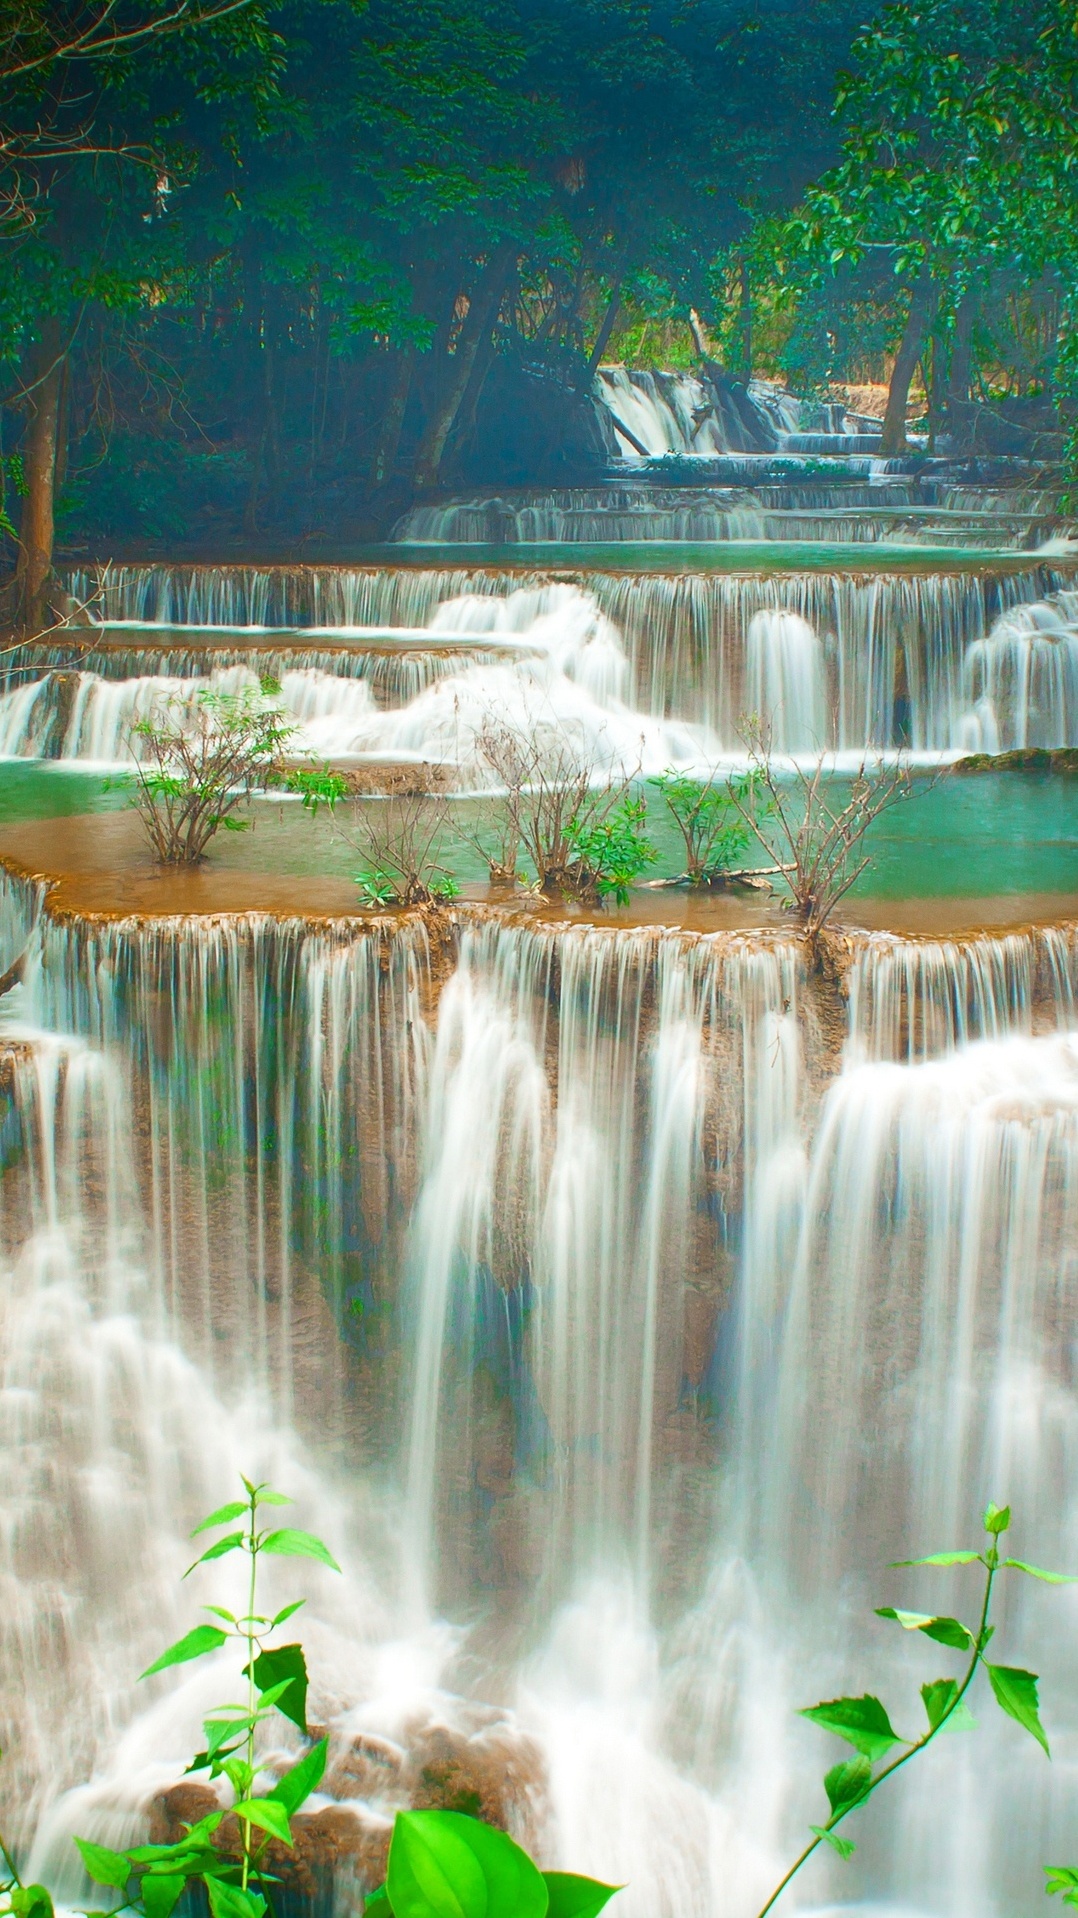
(592, 370, 801, 457)
(394, 490, 1068, 547)
(13, 564, 1075, 758)
(957, 593, 1078, 751)
(2, 873, 1078, 1918)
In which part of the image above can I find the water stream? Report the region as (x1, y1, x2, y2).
(1, 457, 1077, 1918)
(1, 872, 1077, 1918)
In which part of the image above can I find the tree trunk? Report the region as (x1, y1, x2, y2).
(15, 317, 64, 635)
(738, 254, 752, 377)
(412, 242, 516, 488)
(879, 272, 939, 456)
(369, 346, 414, 487)
(946, 286, 979, 407)
(583, 281, 622, 385)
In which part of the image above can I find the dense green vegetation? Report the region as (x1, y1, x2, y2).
(1, 0, 1078, 596)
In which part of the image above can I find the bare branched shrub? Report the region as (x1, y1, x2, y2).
(729, 719, 916, 943)
(130, 683, 293, 864)
(475, 714, 655, 903)
(344, 786, 457, 906)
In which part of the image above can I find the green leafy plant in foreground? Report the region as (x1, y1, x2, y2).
(756, 1502, 1073, 1918)
(75, 1477, 341, 1918)
(366, 1807, 619, 1918)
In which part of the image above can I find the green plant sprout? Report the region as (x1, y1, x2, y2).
(756, 1502, 1073, 1918)
(365, 1807, 620, 1918)
(74, 1476, 340, 1918)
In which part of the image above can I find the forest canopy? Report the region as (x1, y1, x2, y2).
(1, 0, 1076, 595)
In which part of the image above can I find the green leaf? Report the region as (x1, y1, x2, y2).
(922, 1679, 976, 1735)
(186, 1531, 247, 1574)
(823, 1756, 872, 1815)
(74, 1842, 132, 1893)
(270, 1601, 306, 1628)
(890, 1551, 982, 1567)
(876, 1606, 973, 1648)
(542, 1873, 621, 1918)
(246, 1644, 308, 1734)
(255, 1489, 292, 1507)
(800, 1695, 902, 1762)
(920, 1616, 974, 1650)
(1045, 1866, 1078, 1905)
(810, 1827, 856, 1860)
(192, 1501, 249, 1536)
(142, 1875, 187, 1918)
(232, 1799, 293, 1846)
(10, 1888, 52, 1918)
(1004, 1560, 1077, 1584)
(437, 1813, 548, 1918)
(206, 1882, 267, 1918)
(269, 1737, 328, 1817)
(140, 1625, 228, 1680)
(260, 1529, 340, 1572)
(984, 1503, 1011, 1536)
(203, 1715, 251, 1758)
(365, 1890, 393, 1918)
(986, 1665, 1049, 1755)
(387, 1810, 487, 1918)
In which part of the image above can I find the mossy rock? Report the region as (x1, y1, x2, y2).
(954, 748, 1078, 775)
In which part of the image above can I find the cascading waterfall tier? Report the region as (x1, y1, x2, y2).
(2, 874, 1078, 1918)
(592, 370, 804, 457)
(38, 560, 1075, 755)
(395, 487, 1071, 548)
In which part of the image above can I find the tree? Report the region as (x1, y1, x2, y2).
(782, 0, 1078, 452)
(0, 0, 281, 627)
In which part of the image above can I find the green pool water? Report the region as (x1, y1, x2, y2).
(2, 762, 1074, 904)
(0, 762, 130, 825)
(303, 540, 1075, 576)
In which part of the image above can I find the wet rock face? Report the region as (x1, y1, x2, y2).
(146, 1712, 548, 1903)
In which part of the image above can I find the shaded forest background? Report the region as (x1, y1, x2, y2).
(2, 0, 1078, 608)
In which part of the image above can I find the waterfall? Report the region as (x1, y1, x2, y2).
(956, 592, 1078, 750)
(2, 843, 1078, 1918)
(592, 369, 786, 457)
(50, 561, 1075, 754)
(394, 489, 1068, 546)
(744, 611, 826, 751)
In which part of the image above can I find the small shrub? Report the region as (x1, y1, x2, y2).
(131, 684, 293, 866)
(476, 716, 653, 905)
(347, 790, 458, 907)
(730, 719, 915, 945)
(650, 768, 755, 884)
(564, 793, 657, 904)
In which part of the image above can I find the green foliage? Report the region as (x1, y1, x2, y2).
(130, 685, 294, 865)
(367, 1809, 619, 1918)
(650, 769, 755, 885)
(75, 1477, 339, 1914)
(1046, 1867, 1078, 1907)
(288, 766, 350, 816)
(564, 794, 656, 905)
(755, 1501, 1070, 1918)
